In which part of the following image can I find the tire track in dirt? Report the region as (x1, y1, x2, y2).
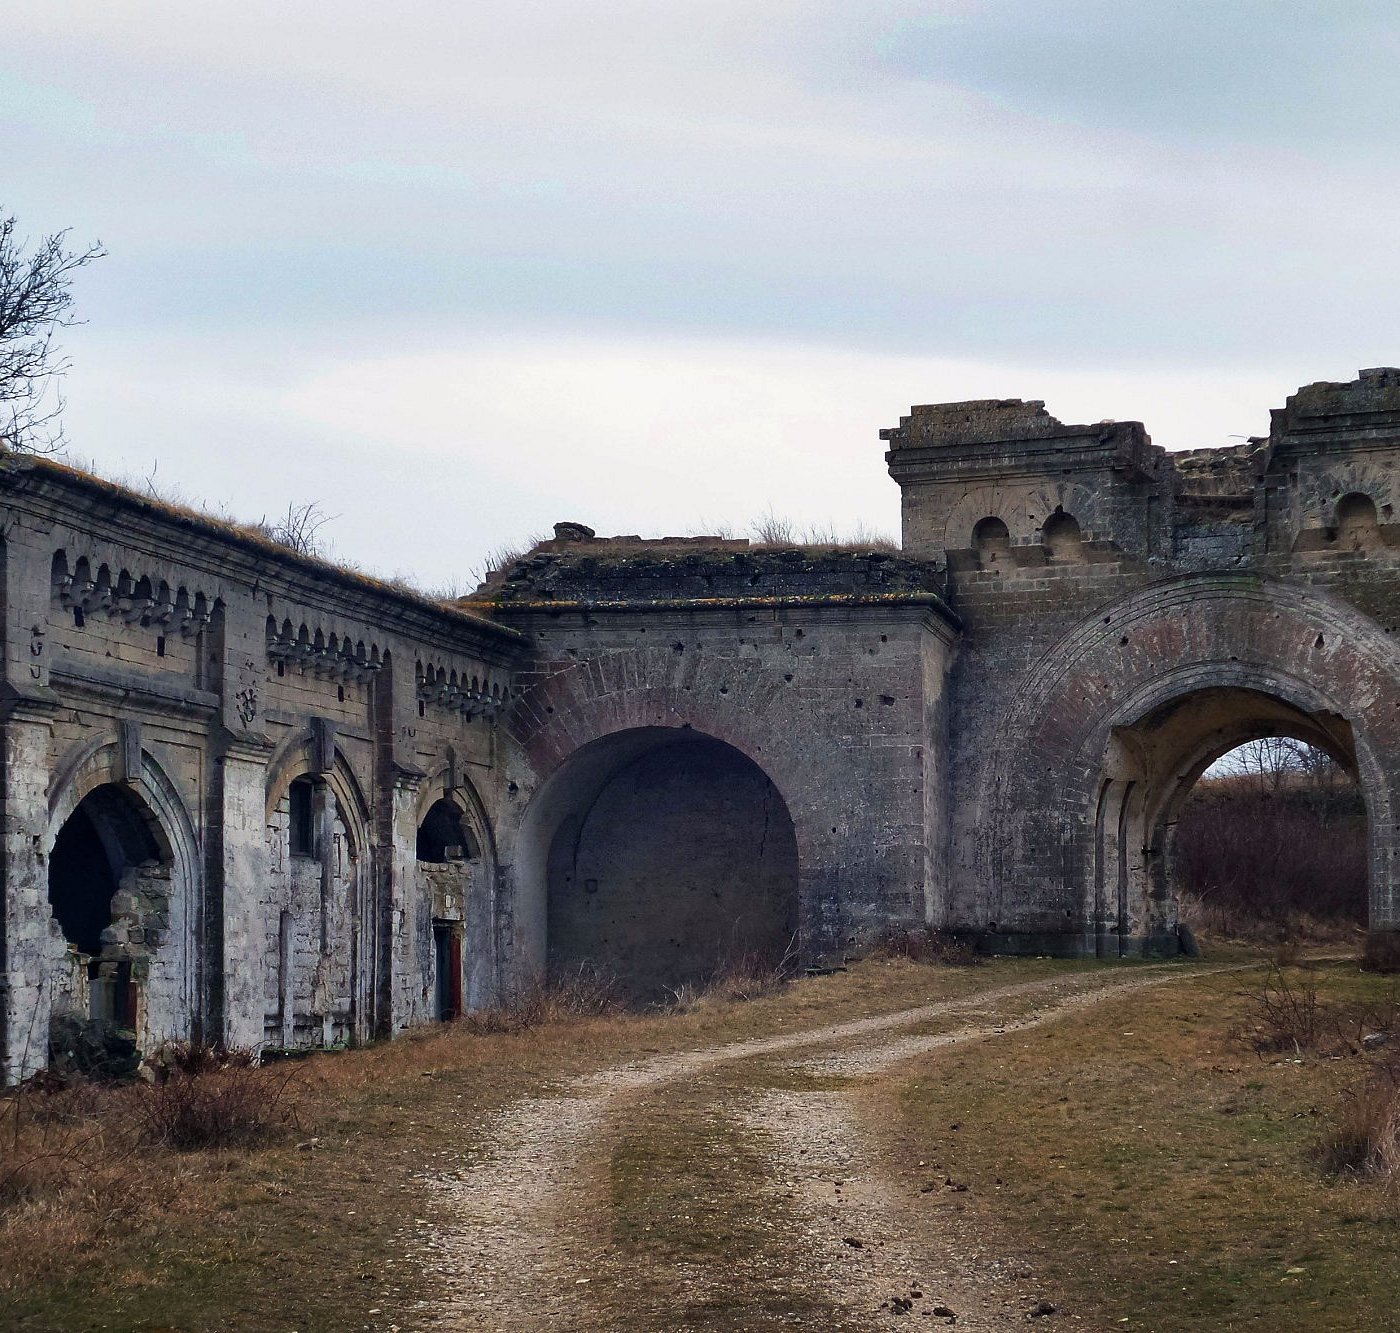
(417, 963, 1240, 1330)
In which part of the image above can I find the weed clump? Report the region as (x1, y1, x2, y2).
(1318, 1055, 1400, 1191)
(461, 967, 622, 1034)
(136, 1052, 299, 1152)
(662, 948, 798, 1012)
(869, 924, 984, 967)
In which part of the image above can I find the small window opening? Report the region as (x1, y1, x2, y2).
(1042, 510, 1083, 561)
(288, 778, 317, 858)
(338, 685, 345, 702)
(156, 635, 166, 658)
(417, 799, 475, 863)
(277, 660, 285, 677)
(73, 606, 85, 628)
(972, 516, 1011, 565)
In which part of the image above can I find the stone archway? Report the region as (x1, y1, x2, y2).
(412, 776, 497, 1017)
(1093, 686, 1363, 953)
(45, 740, 202, 1053)
(514, 727, 800, 1002)
(979, 576, 1400, 958)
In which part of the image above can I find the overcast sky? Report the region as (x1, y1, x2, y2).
(4, 2, 1398, 586)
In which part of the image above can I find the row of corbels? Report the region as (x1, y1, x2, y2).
(266, 627, 384, 685)
(415, 663, 511, 718)
(54, 561, 212, 638)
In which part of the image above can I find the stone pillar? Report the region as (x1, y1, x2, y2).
(386, 769, 423, 1033)
(207, 595, 275, 1051)
(1, 523, 62, 1082)
(1, 702, 58, 1083)
(212, 736, 273, 1051)
(372, 651, 425, 1036)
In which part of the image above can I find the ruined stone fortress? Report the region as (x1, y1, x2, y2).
(4, 368, 1400, 1080)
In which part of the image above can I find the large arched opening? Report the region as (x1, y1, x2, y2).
(1093, 686, 1366, 954)
(515, 727, 800, 1002)
(47, 782, 171, 1032)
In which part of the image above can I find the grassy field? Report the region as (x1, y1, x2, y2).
(877, 959, 1400, 1330)
(0, 956, 1054, 1331)
(3, 950, 1396, 1330)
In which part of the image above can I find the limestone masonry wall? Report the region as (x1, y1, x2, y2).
(4, 368, 1400, 1080)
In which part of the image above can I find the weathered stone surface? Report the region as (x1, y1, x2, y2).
(4, 368, 1400, 1079)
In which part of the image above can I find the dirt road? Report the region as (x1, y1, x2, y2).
(416, 964, 1225, 1331)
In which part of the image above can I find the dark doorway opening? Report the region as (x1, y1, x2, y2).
(48, 784, 165, 1027)
(433, 920, 463, 1021)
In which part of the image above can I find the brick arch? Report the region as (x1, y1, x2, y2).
(980, 575, 1400, 952)
(501, 643, 873, 976)
(505, 646, 865, 834)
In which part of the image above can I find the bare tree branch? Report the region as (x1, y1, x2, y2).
(0, 211, 105, 454)
(255, 500, 336, 558)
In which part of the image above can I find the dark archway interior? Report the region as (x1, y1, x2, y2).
(48, 785, 163, 956)
(545, 734, 799, 1002)
(417, 798, 477, 863)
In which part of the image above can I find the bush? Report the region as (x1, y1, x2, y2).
(1242, 964, 1400, 1058)
(1246, 964, 1326, 1054)
(135, 1061, 299, 1151)
(1174, 782, 1367, 936)
(869, 924, 984, 967)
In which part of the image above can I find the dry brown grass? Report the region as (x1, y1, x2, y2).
(882, 961, 1400, 1330)
(0, 956, 1088, 1329)
(458, 967, 623, 1034)
(1318, 1054, 1400, 1197)
(868, 923, 984, 967)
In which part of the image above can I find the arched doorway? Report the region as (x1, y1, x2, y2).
(47, 783, 171, 1033)
(1093, 686, 1365, 953)
(515, 727, 800, 1002)
(978, 578, 1400, 963)
(265, 756, 371, 1049)
(415, 795, 487, 1022)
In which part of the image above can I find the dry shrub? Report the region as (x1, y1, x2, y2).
(869, 924, 984, 967)
(136, 1062, 300, 1151)
(1174, 783, 1366, 937)
(1246, 964, 1326, 1054)
(664, 947, 798, 1012)
(147, 1038, 256, 1080)
(1318, 1054, 1400, 1202)
(461, 967, 621, 1035)
(1242, 964, 1400, 1058)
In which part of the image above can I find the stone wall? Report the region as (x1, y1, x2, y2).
(0, 456, 521, 1081)
(884, 369, 1400, 956)
(5, 368, 1400, 1080)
